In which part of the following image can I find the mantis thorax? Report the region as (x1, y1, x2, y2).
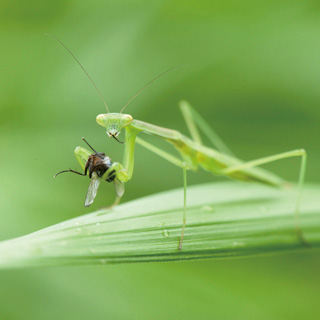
(96, 113, 133, 138)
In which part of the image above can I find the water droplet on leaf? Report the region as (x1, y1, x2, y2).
(162, 230, 169, 237)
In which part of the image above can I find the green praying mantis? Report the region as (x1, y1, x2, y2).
(53, 36, 307, 250)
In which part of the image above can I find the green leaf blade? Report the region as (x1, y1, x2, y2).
(0, 182, 319, 268)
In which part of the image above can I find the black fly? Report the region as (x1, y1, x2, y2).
(55, 138, 124, 206)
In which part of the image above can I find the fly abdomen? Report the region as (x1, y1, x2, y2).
(105, 169, 116, 182)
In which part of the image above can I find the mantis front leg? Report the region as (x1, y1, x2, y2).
(104, 162, 129, 182)
(101, 163, 127, 207)
(105, 126, 141, 184)
(100, 127, 141, 206)
(121, 126, 141, 181)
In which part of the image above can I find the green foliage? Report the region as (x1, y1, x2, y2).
(1, 182, 319, 268)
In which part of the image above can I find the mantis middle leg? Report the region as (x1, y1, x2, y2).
(136, 137, 190, 251)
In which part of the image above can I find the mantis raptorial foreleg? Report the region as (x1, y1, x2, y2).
(221, 149, 307, 245)
(103, 162, 129, 182)
(179, 100, 234, 156)
(74, 147, 92, 170)
(71, 146, 126, 208)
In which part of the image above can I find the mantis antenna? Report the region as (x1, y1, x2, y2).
(120, 65, 183, 114)
(46, 34, 110, 113)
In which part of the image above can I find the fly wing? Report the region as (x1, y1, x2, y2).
(84, 172, 101, 207)
(113, 179, 125, 198)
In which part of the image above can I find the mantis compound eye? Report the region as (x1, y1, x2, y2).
(96, 114, 108, 127)
(120, 114, 133, 128)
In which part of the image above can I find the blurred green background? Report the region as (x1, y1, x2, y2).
(1, 0, 320, 319)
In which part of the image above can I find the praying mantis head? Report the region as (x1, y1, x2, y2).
(46, 35, 179, 140)
(96, 113, 133, 142)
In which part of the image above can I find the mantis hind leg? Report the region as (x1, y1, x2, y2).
(222, 149, 308, 245)
(179, 100, 234, 156)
